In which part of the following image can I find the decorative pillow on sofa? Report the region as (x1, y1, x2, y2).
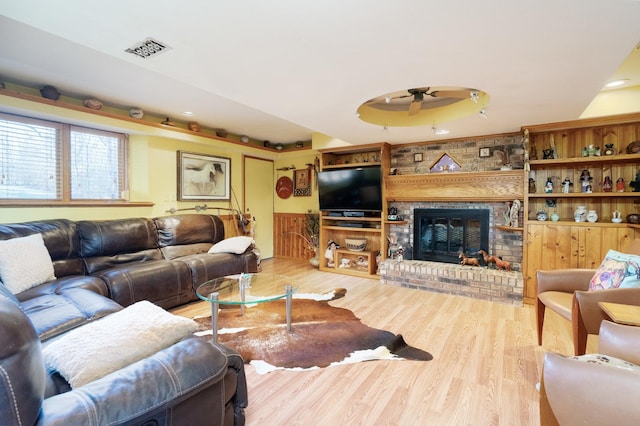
(42, 300, 197, 388)
(589, 249, 640, 291)
(208, 236, 254, 255)
(0, 233, 56, 294)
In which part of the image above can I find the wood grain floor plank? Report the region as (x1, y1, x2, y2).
(171, 258, 592, 425)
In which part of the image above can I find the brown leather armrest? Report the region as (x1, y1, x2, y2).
(599, 320, 640, 365)
(574, 288, 640, 334)
(536, 269, 594, 294)
(541, 352, 640, 425)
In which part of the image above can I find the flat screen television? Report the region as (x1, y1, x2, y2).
(317, 166, 383, 212)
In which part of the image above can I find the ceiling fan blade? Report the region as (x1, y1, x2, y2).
(430, 89, 470, 99)
(408, 99, 422, 115)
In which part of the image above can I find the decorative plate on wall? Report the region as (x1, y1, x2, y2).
(276, 176, 293, 199)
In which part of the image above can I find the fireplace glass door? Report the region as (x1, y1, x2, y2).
(413, 208, 489, 264)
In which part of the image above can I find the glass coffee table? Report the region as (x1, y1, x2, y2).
(196, 273, 298, 342)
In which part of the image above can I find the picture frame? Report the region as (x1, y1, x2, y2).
(479, 147, 491, 158)
(293, 168, 312, 196)
(177, 151, 230, 201)
(414, 152, 423, 162)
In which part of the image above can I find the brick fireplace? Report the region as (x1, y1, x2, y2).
(380, 199, 524, 305)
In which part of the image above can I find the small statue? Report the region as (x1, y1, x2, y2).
(617, 177, 625, 192)
(544, 178, 553, 193)
(603, 176, 613, 192)
(562, 177, 573, 193)
(528, 178, 536, 193)
(542, 148, 555, 159)
(324, 240, 338, 268)
(509, 199, 521, 228)
(631, 170, 640, 192)
(580, 169, 593, 193)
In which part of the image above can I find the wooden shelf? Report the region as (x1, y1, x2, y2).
(529, 153, 640, 168)
(496, 225, 523, 232)
(322, 161, 381, 169)
(528, 192, 640, 198)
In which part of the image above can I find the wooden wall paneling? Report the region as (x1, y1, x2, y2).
(273, 213, 308, 260)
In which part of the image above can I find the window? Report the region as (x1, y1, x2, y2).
(0, 112, 128, 203)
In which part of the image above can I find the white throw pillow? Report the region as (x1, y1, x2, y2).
(208, 236, 254, 254)
(0, 234, 56, 294)
(42, 301, 197, 388)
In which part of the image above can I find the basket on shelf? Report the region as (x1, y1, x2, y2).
(345, 238, 367, 252)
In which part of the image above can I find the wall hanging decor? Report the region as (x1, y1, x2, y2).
(177, 151, 230, 201)
(294, 168, 312, 196)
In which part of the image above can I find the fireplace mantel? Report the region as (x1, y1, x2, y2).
(386, 170, 524, 202)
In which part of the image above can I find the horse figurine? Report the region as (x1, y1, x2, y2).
(478, 250, 495, 267)
(459, 252, 480, 267)
(494, 257, 512, 271)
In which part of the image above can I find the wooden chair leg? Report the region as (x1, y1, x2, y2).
(571, 297, 588, 355)
(537, 298, 546, 346)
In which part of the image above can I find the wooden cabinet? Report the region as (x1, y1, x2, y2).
(522, 113, 640, 303)
(318, 143, 390, 278)
(524, 223, 635, 301)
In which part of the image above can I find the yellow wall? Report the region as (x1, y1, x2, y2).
(273, 151, 320, 213)
(0, 93, 298, 224)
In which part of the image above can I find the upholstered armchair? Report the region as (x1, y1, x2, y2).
(539, 321, 640, 425)
(536, 239, 640, 356)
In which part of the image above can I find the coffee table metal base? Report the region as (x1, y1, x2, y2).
(208, 284, 293, 343)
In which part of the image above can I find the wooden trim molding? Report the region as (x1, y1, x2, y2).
(386, 170, 524, 202)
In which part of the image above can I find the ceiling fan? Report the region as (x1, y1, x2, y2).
(388, 87, 473, 116)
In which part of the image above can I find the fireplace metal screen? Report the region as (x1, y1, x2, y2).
(413, 208, 489, 264)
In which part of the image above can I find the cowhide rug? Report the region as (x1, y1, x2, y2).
(193, 288, 432, 374)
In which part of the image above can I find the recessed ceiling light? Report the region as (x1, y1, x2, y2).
(605, 79, 628, 88)
(434, 128, 450, 135)
(182, 111, 194, 116)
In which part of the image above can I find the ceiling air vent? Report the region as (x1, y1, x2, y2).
(125, 37, 171, 59)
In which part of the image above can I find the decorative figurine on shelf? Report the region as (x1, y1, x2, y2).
(324, 240, 338, 268)
(617, 177, 625, 192)
(562, 177, 573, 193)
(580, 169, 593, 193)
(509, 199, 521, 228)
(603, 176, 613, 192)
(604, 143, 616, 156)
(631, 170, 640, 192)
(542, 148, 555, 159)
(544, 178, 553, 193)
(528, 178, 537, 193)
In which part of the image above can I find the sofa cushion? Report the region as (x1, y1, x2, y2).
(0, 233, 56, 294)
(208, 236, 254, 255)
(21, 287, 121, 342)
(42, 301, 197, 388)
(0, 219, 85, 277)
(589, 249, 640, 291)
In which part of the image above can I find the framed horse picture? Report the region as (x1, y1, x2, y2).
(177, 151, 230, 201)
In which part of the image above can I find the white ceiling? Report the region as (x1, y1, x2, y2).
(1, 0, 639, 146)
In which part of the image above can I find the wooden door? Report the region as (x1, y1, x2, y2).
(244, 156, 274, 259)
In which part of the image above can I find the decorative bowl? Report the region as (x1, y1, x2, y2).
(345, 238, 367, 252)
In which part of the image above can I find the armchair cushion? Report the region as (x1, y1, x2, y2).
(0, 233, 56, 294)
(569, 353, 640, 372)
(589, 249, 640, 291)
(43, 301, 197, 388)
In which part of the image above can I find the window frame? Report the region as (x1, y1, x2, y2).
(0, 112, 131, 207)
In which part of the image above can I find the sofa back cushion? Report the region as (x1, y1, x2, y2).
(78, 218, 162, 274)
(154, 214, 225, 259)
(0, 219, 84, 277)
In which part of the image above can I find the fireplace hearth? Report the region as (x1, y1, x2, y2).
(413, 208, 489, 264)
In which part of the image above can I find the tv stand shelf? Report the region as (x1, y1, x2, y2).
(318, 143, 390, 279)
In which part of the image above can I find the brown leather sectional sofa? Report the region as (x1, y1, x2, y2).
(0, 214, 258, 425)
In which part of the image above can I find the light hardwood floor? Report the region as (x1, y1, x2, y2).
(171, 259, 597, 426)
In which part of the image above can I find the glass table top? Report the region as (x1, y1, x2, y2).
(196, 273, 298, 305)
